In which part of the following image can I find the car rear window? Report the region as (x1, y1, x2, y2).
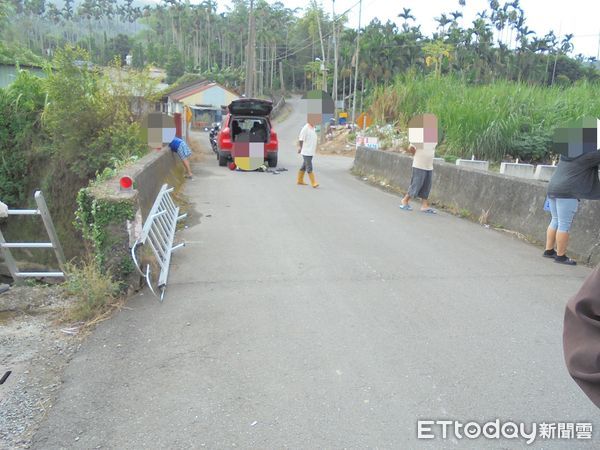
(229, 117, 269, 142)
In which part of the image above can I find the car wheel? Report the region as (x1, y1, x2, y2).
(218, 152, 228, 166)
(267, 154, 277, 168)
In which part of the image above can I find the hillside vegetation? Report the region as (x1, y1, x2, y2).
(370, 75, 600, 162)
(0, 47, 152, 258)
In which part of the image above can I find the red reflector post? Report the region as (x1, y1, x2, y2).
(120, 176, 134, 190)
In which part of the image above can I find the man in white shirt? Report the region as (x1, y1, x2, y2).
(399, 113, 438, 213)
(297, 116, 319, 188)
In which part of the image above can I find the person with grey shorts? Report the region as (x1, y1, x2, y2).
(297, 119, 319, 188)
(399, 114, 438, 213)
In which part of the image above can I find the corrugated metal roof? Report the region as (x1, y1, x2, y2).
(166, 80, 240, 102)
(163, 79, 210, 96)
(171, 82, 216, 101)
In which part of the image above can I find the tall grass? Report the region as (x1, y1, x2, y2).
(369, 75, 600, 162)
(63, 258, 121, 323)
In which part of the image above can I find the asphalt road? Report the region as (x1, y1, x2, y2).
(33, 98, 599, 449)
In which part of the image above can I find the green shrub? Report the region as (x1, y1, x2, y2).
(0, 70, 47, 205)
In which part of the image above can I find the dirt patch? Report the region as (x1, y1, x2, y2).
(318, 128, 356, 157)
(0, 285, 82, 449)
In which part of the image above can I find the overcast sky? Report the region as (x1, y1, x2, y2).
(209, 0, 600, 58)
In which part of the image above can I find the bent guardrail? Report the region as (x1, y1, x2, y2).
(131, 184, 186, 301)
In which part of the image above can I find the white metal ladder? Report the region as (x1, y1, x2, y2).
(0, 191, 66, 279)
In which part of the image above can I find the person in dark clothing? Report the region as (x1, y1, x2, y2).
(564, 265, 600, 408)
(231, 120, 242, 142)
(250, 121, 266, 142)
(544, 119, 600, 265)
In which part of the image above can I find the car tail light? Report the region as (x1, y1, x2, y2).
(267, 130, 278, 151)
(220, 128, 232, 149)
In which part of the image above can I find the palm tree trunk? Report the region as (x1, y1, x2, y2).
(270, 42, 275, 91)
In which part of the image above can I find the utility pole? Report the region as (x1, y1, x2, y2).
(332, 0, 338, 111)
(245, 0, 255, 97)
(315, 9, 327, 92)
(351, 0, 362, 127)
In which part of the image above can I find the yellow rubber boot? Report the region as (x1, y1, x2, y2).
(297, 170, 307, 185)
(308, 172, 319, 188)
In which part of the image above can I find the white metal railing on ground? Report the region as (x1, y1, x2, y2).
(0, 191, 66, 280)
(131, 184, 186, 301)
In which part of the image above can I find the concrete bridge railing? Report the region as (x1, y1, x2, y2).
(76, 148, 184, 292)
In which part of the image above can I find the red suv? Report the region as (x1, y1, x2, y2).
(217, 98, 279, 168)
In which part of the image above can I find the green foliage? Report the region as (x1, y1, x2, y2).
(105, 34, 131, 66)
(63, 257, 121, 322)
(93, 155, 140, 184)
(74, 188, 95, 243)
(0, 46, 152, 264)
(0, 41, 46, 67)
(131, 42, 144, 69)
(201, 65, 245, 90)
(168, 73, 204, 91)
(75, 188, 135, 270)
(369, 75, 600, 162)
(509, 129, 553, 162)
(3, 0, 600, 101)
(75, 188, 135, 289)
(43, 46, 148, 178)
(166, 49, 185, 84)
(43, 47, 105, 175)
(86, 122, 146, 174)
(0, 69, 47, 205)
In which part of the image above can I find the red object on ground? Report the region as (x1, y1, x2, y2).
(120, 176, 133, 190)
(228, 162, 237, 170)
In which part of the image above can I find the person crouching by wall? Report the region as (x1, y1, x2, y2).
(544, 118, 600, 266)
(168, 136, 194, 179)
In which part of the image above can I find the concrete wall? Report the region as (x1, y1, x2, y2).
(90, 148, 183, 221)
(353, 148, 600, 265)
(129, 148, 183, 219)
(85, 148, 183, 291)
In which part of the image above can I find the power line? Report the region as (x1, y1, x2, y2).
(253, 0, 368, 64)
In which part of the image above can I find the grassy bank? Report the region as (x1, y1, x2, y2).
(369, 75, 600, 162)
(0, 47, 153, 263)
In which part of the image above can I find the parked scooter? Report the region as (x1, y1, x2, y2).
(209, 123, 219, 154)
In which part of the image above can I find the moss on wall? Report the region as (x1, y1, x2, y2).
(75, 188, 137, 289)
